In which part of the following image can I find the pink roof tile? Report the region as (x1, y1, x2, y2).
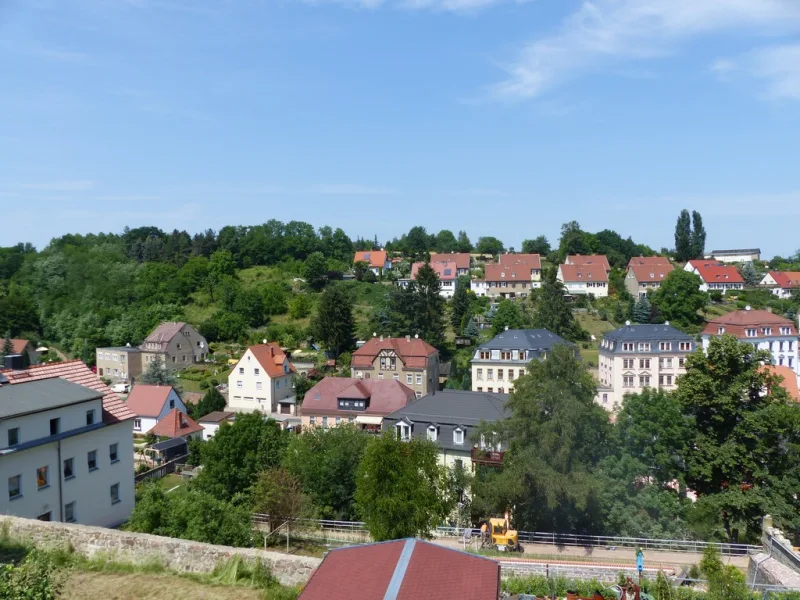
(686, 260, 744, 284)
(567, 254, 611, 271)
(125, 384, 174, 418)
(301, 377, 415, 417)
(429, 253, 471, 270)
(411, 261, 458, 281)
(0, 339, 33, 355)
(351, 337, 438, 370)
(499, 253, 542, 269)
(147, 408, 203, 438)
(768, 271, 800, 289)
(559, 263, 609, 283)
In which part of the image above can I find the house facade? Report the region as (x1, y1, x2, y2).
(351, 335, 439, 398)
(95, 346, 142, 383)
(702, 309, 799, 373)
(353, 250, 391, 277)
(760, 271, 800, 299)
(684, 260, 744, 293)
(301, 377, 415, 432)
(470, 328, 571, 393)
(0, 339, 40, 366)
(139, 322, 208, 371)
(470, 279, 489, 297)
(557, 263, 609, 297)
(625, 257, 674, 298)
(707, 248, 761, 263)
(484, 254, 542, 300)
(198, 411, 235, 441)
(227, 343, 297, 415)
(410, 260, 458, 298)
(0, 376, 135, 527)
(596, 323, 695, 410)
(429, 253, 471, 276)
(125, 384, 187, 434)
(382, 390, 507, 470)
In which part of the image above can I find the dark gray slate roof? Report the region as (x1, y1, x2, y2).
(385, 390, 508, 426)
(0, 378, 103, 419)
(478, 329, 569, 351)
(603, 324, 693, 343)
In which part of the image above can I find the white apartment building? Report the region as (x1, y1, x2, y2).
(557, 263, 610, 298)
(470, 328, 571, 393)
(227, 343, 296, 416)
(0, 377, 134, 527)
(596, 323, 695, 411)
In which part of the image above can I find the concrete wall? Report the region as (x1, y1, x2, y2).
(747, 516, 800, 588)
(1, 515, 320, 588)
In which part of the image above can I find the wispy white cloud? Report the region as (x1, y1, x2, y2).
(491, 0, 800, 100)
(16, 180, 95, 191)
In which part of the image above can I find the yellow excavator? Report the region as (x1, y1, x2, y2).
(478, 517, 523, 553)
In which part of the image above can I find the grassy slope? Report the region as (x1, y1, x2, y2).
(575, 311, 618, 366)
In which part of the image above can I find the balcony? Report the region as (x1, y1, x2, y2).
(471, 447, 505, 467)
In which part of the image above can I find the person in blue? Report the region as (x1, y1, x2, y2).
(636, 547, 644, 582)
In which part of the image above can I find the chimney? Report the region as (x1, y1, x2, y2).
(505, 326, 509, 331)
(380, 335, 384, 342)
(406, 335, 411, 341)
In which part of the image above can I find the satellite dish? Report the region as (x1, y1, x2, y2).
(665, 321, 670, 326)
(263, 339, 267, 344)
(126, 342, 131, 347)
(745, 305, 751, 311)
(414, 334, 419, 339)
(200, 342, 205, 348)
(625, 320, 631, 326)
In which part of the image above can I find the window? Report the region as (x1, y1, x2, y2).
(37, 512, 52, 521)
(309, 416, 316, 425)
(427, 426, 438, 441)
(678, 358, 686, 368)
(477, 387, 483, 392)
(476, 368, 483, 381)
(406, 374, 413, 384)
(335, 417, 342, 425)
(487, 387, 493, 392)
(9, 475, 21, 500)
(602, 393, 608, 404)
(454, 429, 464, 445)
(779, 341, 785, 351)
(65, 501, 76, 523)
(479, 351, 490, 360)
(172, 356, 176, 363)
(63, 458, 74, 479)
(8, 427, 19, 447)
(500, 351, 512, 360)
(237, 380, 243, 388)
(665, 375, 673, 385)
(256, 381, 263, 390)
(509, 369, 516, 380)
(133, 418, 141, 431)
(254, 368, 260, 376)
(37, 466, 48, 489)
(745, 328, 757, 338)
(380, 357, 396, 370)
(639, 359, 650, 369)
(639, 375, 651, 387)
(239, 367, 244, 375)
(416, 374, 422, 385)
(679, 342, 692, 351)
(487, 369, 494, 380)
(393, 374, 399, 381)
(780, 326, 791, 335)
(623, 358, 634, 369)
(50, 418, 60, 436)
(497, 369, 504, 380)
(763, 327, 772, 336)
(717, 327, 725, 334)
(498, 387, 504, 393)
(396, 423, 411, 441)
(659, 342, 672, 351)
(622, 343, 635, 352)
(86, 409, 95, 426)
(623, 376, 634, 388)
(169, 398, 175, 409)
(88, 450, 98, 471)
(638, 343, 651, 352)
(109, 443, 119, 463)
(322, 416, 328, 428)
(110, 483, 121, 505)
(660, 357, 673, 369)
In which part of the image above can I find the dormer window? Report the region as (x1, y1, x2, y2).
(453, 428, 464, 445)
(396, 422, 411, 441)
(427, 425, 438, 442)
(717, 327, 725, 334)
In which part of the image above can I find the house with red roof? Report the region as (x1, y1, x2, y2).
(406, 260, 459, 298)
(760, 271, 800, 299)
(125, 384, 187, 433)
(147, 408, 203, 440)
(0, 338, 39, 366)
(429, 252, 471, 276)
(301, 377, 416, 432)
(566, 254, 611, 272)
(702, 308, 798, 373)
(557, 263, 609, 297)
(299, 538, 500, 600)
(625, 256, 674, 298)
(0, 360, 135, 527)
(352, 335, 439, 397)
(684, 260, 744, 294)
(761, 365, 800, 403)
(353, 250, 391, 277)
(227, 342, 297, 418)
(484, 255, 542, 300)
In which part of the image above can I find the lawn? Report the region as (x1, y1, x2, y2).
(575, 311, 617, 367)
(153, 473, 185, 494)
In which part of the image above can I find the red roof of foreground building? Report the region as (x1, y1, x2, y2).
(768, 271, 800, 289)
(686, 260, 744, 284)
(703, 309, 797, 338)
(352, 336, 438, 370)
(0, 339, 33, 355)
(247, 343, 296, 378)
(499, 253, 542, 270)
(430, 252, 471, 270)
(301, 377, 415, 417)
(762, 365, 800, 402)
(559, 263, 609, 283)
(411, 260, 458, 281)
(125, 384, 175, 418)
(147, 408, 203, 438)
(0, 360, 134, 424)
(353, 250, 388, 269)
(567, 254, 611, 272)
(299, 538, 500, 600)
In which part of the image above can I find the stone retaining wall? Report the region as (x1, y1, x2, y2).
(1, 516, 320, 588)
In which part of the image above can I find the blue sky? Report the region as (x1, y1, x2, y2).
(2, 0, 800, 257)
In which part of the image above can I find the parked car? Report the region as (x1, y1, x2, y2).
(111, 383, 130, 394)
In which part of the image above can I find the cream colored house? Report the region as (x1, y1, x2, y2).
(470, 328, 571, 393)
(557, 263, 609, 297)
(139, 322, 208, 371)
(95, 346, 142, 383)
(351, 335, 439, 398)
(596, 323, 695, 411)
(484, 253, 542, 299)
(227, 343, 296, 416)
(625, 257, 674, 299)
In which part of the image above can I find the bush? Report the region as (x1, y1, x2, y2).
(199, 380, 210, 389)
(210, 377, 219, 386)
(709, 291, 723, 302)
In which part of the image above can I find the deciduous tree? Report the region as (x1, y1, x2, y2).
(251, 468, 317, 533)
(476, 236, 504, 256)
(530, 269, 587, 341)
(303, 251, 329, 290)
(455, 230, 473, 253)
(491, 300, 528, 336)
(521, 236, 551, 256)
(311, 285, 356, 358)
(650, 270, 706, 327)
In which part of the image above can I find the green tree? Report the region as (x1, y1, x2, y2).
(384, 262, 448, 347)
(558, 221, 592, 260)
(1, 334, 13, 360)
(450, 282, 471, 332)
(690, 211, 706, 260)
(404, 226, 433, 261)
(289, 294, 312, 319)
(0, 550, 62, 600)
(674, 210, 692, 262)
(435, 229, 458, 253)
(676, 335, 800, 541)
(491, 300, 528, 336)
(251, 467, 317, 533)
(740, 262, 759, 287)
(194, 412, 288, 500)
(521, 236, 551, 255)
(530, 269, 587, 341)
(284, 424, 370, 520)
(475, 344, 611, 532)
(632, 295, 651, 323)
(311, 285, 356, 358)
(352, 260, 370, 282)
(650, 270, 707, 328)
(462, 318, 479, 339)
(476, 236, 504, 256)
(455, 230, 473, 253)
(207, 249, 237, 300)
(293, 372, 315, 402)
(355, 433, 455, 541)
(303, 251, 328, 290)
(188, 386, 227, 420)
(138, 354, 180, 388)
(613, 302, 625, 324)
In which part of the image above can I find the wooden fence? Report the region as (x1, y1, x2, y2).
(134, 454, 189, 484)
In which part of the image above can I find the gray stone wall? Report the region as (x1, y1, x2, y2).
(1, 516, 320, 588)
(747, 516, 800, 589)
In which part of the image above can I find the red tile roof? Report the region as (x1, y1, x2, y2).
(627, 261, 674, 283)
(762, 365, 800, 402)
(686, 260, 744, 284)
(299, 539, 499, 600)
(628, 256, 672, 267)
(125, 384, 174, 418)
(0, 339, 33, 355)
(147, 408, 203, 438)
(0, 360, 134, 424)
(411, 260, 457, 281)
(354, 250, 388, 269)
(484, 262, 536, 283)
(703, 309, 796, 338)
(559, 263, 609, 283)
(567, 254, 610, 271)
(768, 271, 800, 289)
(301, 377, 415, 417)
(351, 336, 438, 370)
(499, 253, 542, 270)
(430, 253, 470, 270)
(248, 343, 296, 378)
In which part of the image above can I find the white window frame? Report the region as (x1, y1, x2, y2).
(453, 428, 464, 445)
(427, 425, 438, 441)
